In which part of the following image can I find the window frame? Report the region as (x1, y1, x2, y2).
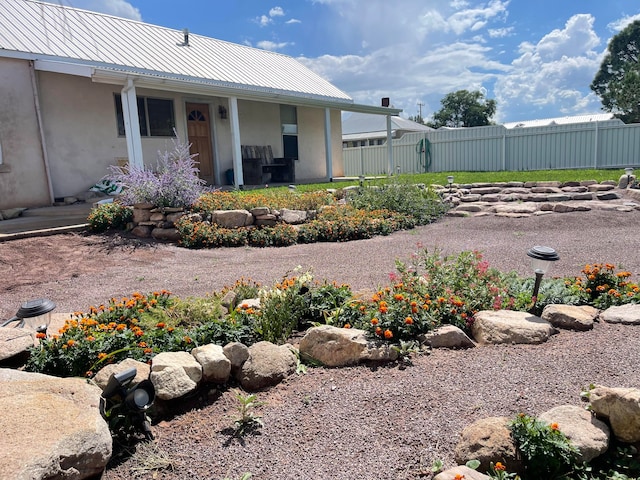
(114, 94, 176, 137)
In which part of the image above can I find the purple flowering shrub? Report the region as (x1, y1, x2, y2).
(106, 135, 207, 208)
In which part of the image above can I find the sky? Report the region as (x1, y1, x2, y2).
(56, 0, 640, 123)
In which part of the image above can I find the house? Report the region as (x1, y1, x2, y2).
(0, 0, 400, 210)
(342, 112, 432, 148)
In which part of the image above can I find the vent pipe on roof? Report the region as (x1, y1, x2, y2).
(183, 28, 189, 46)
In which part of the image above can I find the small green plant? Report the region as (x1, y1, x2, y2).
(391, 340, 420, 368)
(87, 202, 132, 232)
(509, 413, 579, 479)
(232, 390, 265, 436)
(487, 461, 520, 479)
(129, 441, 174, 477)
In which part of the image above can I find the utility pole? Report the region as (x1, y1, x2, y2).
(417, 101, 424, 123)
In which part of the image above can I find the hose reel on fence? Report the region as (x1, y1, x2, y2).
(416, 136, 432, 172)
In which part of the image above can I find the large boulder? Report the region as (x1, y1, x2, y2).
(150, 351, 203, 400)
(0, 369, 112, 479)
(212, 209, 253, 228)
(238, 341, 297, 391)
(299, 325, 397, 367)
(454, 416, 521, 474)
(420, 325, 475, 349)
(600, 304, 640, 325)
(538, 405, 610, 462)
(192, 344, 231, 384)
(279, 208, 308, 224)
(589, 386, 640, 443)
(223, 341, 250, 376)
(541, 304, 599, 331)
(471, 310, 556, 345)
(0, 327, 34, 363)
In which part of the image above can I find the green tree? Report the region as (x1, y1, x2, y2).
(591, 20, 640, 123)
(427, 89, 496, 128)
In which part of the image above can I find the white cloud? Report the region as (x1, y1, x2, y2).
(286, 18, 302, 25)
(257, 15, 272, 27)
(494, 14, 602, 121)
(257, 40, 292, 51)
(608, 13, 640, 32)
(489, 27, 514, 38)
(67, 0, 141, 20)
(269, 7, 285, 17)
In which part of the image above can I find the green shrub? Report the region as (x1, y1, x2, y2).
(509, 413, 579, 479)
(248, 224, 298, 247)
(87, 202, 132, 232)
(347, 178, 448, 225)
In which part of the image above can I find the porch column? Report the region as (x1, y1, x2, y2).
(324, 108, 333, 180)
(228, 96, 243, 187)
(121, 78, 144, 168)
(386, 114, 393, 175)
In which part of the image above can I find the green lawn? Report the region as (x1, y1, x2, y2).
(286, 169, 626, 193)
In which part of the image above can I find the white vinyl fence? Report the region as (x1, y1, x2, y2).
(343, 120, 640, 175)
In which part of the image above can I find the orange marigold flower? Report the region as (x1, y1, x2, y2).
(379, 305, 388, 314)
(394, 293, 404, 301)
(156, 322, 166, 329)
(375, 327, 383, 336)
(494, 462, 506, 471)
(167, 327, 175, 333)
(550, 422, 559, 430)
(116, 324, 127, 331)
(404, 317, 414, 325)
(66, 339, 75, 347)
(359, 305, 366, 312)
(371, 318, 379, 325)
(98, 352, 108, 360)
(86, 371, 93, 378)
(371, 294, 380, 302)
(143, 348, 153, 355)
(35, 332, 46, 339)
(86, 336, 95, 342)
(454, 474, 465, 480)
(138, 341, 147, 348)
(343, 323, 351, 329)
(183, 336, 192, 343)
(384, 329, 393, 339)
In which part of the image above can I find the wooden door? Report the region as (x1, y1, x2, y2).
(186, 103, 214, 182)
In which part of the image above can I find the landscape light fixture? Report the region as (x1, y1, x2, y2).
(447, 175, 454, 192)
(359, 175, 365, 187)
(625, 167, 634, 186)
(1, 298, 56, 333)
(100, 367, 156, 440)
(527, 246, 559, 307)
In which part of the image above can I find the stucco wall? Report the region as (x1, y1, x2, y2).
(0, 59, 51, 208)
(37, 73, 189, 198)
(297, 107, 344, 180)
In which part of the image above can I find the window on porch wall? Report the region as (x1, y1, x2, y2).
(114, 94, 176, 137)
(280, 104, 298, 159)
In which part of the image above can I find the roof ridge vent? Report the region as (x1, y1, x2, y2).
(181, 28, 189, 47)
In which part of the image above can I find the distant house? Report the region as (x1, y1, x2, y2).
(0, 0, 400, 209)
(342, 112, 432, 148)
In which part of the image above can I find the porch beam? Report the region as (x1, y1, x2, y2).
(324, 108, 333, 180)
(121, 78, 144, 168)
(228, 96, 243, 188)
(386, 114, 393, 175)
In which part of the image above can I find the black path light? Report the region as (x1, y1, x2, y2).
(1, 298, 56, 333)
(527, 246, 560, 308)
(447, 175, 454, 192)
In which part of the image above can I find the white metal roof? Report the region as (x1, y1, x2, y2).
(342, 112, 432, 140)
(503, 113, 617, 129)
(0, 0, 363, 107)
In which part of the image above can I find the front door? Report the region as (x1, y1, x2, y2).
(186, 103, 214, 183)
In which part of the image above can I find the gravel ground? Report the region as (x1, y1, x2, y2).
(1, 208, 639, 479)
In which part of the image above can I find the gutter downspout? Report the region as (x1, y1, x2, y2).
(29, 61, 55, 204)
(324, 108, 333, 180)
(593, 121, 599, 169)
(121, 78, 144, 168)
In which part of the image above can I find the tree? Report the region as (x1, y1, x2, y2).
(427, 90, 496, 128)
(591, 20, 640, 123)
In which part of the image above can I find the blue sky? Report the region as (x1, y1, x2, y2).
(61, 0, 640, 123)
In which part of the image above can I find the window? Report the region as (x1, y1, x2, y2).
(115, 94, 175, 137)
(280, 104, 298, 159)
